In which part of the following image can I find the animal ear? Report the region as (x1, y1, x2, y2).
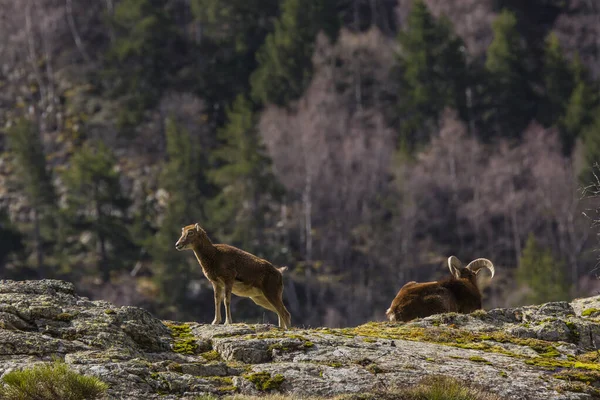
(447, 256, 462, 279)
(195, 223, 201, 232)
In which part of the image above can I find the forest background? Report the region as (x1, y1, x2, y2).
(1, 0, 600, 327)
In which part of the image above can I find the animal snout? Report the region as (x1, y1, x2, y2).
(175, 242, 183, 250)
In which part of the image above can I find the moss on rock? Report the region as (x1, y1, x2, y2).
(164, 322, 199, 355)
(244, 371, 285, 391)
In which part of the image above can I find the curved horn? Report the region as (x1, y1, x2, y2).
(465, 258, 495, 279)
(447, 256, 463, 279)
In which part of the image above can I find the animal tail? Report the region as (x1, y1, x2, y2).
(278, 266, 288, 273)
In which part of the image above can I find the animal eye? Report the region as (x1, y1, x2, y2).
(187, 231, 195, 236)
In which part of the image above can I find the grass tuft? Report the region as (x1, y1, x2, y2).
(0, 361, 108, 400)
(400, 375, 503, 400)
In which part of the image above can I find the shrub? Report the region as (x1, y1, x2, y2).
(0, 361, 108, 400)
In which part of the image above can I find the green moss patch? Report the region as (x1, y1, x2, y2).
(581, 308, 600, 317)
(554, 370, 600, 385)
(525, 357, 600, 373)
(166, 362, 183, 373)
(56, 312, 76, 322)
(164, 322, 199, 355)
(468, 356, 492, 365)
(268, 338, 314, 353)
(201, 350, 222, 362)
(335, 322, 560, 359)
(244, 372, 285, 391)
(208, 375, 237, 393)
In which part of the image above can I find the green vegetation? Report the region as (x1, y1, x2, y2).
(581, 308, 600, 317)
(0, 361, 108, 400)
(166, 362, 183, 373)
(484, 9, 536, 139)
(244, 371, 285, 391)
(2, 0, 600, 332)
(207, 95, 283, 256)
(201, 350, 222, 362)
(250, 0, 339, 106)
(104, 0, 195, 132)
(165, 322, 199, 355)
(398, 375, 502, 400)
(150, 116, 211, 311)
(517, 234, 570, 305)
(62, 140, 133, 283)
(396, 0, 468, 149)
(5, 118, 57, 274)
(468, 356, 492, 365)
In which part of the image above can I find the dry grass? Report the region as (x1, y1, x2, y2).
(200, 375, 504, 400)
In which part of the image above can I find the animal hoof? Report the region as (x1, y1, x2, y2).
(211, 320, 220, 325)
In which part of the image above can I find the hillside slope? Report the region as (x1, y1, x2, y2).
(0, 280, 598, 399)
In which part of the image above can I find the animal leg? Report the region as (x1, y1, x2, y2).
(211, 282, 224, 325)
(224, 283, 233, 325)
(263, 288, 291, 329)
(250, 295, 278, 312)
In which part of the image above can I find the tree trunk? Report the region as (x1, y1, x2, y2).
(94, 187, 109, 283)
(33, 206, 44, 278)
(66, 0, 92, 64)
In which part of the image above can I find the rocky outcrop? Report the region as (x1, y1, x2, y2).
(0, 280, 598, 399)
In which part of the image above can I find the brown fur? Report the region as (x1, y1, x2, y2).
(175, 223, 292, 329)
(386, 267, 485, 322)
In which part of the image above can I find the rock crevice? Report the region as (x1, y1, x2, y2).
(0, 279, 598, 399)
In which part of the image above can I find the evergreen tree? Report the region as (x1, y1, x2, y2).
(150, 117, 210, 314)
(250, 0, 340, 106)
(5, 118, 57, 275)
(104, 0, 192, 132)
(190, 0, 279, 114)
(207, 95, 283, 255)
(563, 56, 598, 168)
(517, 234, 570, 305)
(539, 33, 573, 130)
(484, 9, 537, 139)
(62, 141, 133, 283)
(0, 209, 24, 277)
(395, 0, 469, 149)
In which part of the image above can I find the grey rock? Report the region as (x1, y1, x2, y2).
(0, 279, 597, 400)
(213, 338, 272, 364)
(535, 320, 574, 342)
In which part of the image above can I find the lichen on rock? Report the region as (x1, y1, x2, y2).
(0, 280, 598, 399)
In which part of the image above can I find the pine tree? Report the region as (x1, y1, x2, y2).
(0, 209, 24, 277)
(5, 118, 57, 275)
(207, 95, 283, 255)
(517, 234, 570, 305)
(250, 0, 340, 106)
(104, 0, 191, 132)
(190, 0, 279, 112)
(484, 9, 537, 139)
(150, 117, 210, 313)
(395, 0, 469, 149)
(62, 141, 133, 283)
(539, 33, 574, 130)
(562, 55, 599, 171)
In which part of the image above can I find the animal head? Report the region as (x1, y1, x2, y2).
(175, 223, 208, 251)
(447, 255, 495, 289)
